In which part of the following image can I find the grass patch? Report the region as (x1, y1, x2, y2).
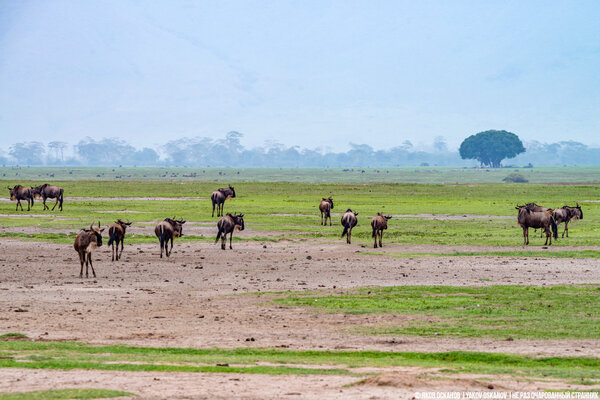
(0, 341, 599, 382)
(0, 388, 134, 400)
(360, 250, 600, 258)
(274, 285, 600, 339)
(0, 333, 28, 341)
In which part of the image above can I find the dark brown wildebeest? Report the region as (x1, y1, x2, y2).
(74, 222, 104, 278)
(516, 205, 558, 246)
(8, 185, 34, 211)
(371, 213, 392, 248)
(154, 217, 186, 258)
(31, 183, 64, 211)
(211, 185, 236, 217)
(215, 213, 245, 250)
(521, 203, 550, 237)
(341, 209, 358, 244)
(108, 219, 132, 261)
(319, 197, 334, 226)
(552, 203, 583, 238)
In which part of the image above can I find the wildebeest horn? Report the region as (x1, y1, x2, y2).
(90, 222, 94, 230)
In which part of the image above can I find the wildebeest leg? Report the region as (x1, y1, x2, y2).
(211, 201, 216, 218)
(88, 252, 96, 278)
(379, 231, 383, 248)
(119, 238, 124, 260)
(522, 226, 528, 245)
(51, 197, 59, 211)
(221, 234, 226, 250)
(347, 228, 351, 244)
(111, 240, 115, 262)
(79, 252, 85, 278)
(43, 197, 49, 210)
(564, 221, 569, 238)
(16, 200, 20, 211)
(320, 211, 323, 225)
(229, 232, 233, 249)
(373, 231, 378, 248)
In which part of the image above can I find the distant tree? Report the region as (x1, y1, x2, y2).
(433, 136, 448, 152)
(132, 148, 160, 166)
(9, 141, 46, 165)
(75, 137, 136, 165)
(459, 130, 525, 167)
(47, 141, 68, 161)
(400, 140, 413, 151)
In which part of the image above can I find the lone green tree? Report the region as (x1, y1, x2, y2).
(459, 130, 525, 167)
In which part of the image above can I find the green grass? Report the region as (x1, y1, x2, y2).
(274, 285, 600, 339)
(0, 340, 599, 382)
(1, 177, 599, 247)
(0, 333, 28, 341)
(360, 250, 600, 258)
(0, 389, 134, 400)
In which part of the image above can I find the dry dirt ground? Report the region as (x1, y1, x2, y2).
(0, 238, 599, 398)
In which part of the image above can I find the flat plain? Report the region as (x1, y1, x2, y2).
(0, 167, 599, 399)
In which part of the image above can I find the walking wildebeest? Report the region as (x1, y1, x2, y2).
(516, 205, 558, 246)
(8, 185, 34, 211)
(155, 217, 186, 258)
(215, 213, 245, 250)
(74, 222, 104, 278)
(371, 213, 392, 248)
(341, 209, 358, 244)
(31, 183, 64, 211)
(211, 185, 236, 217)
(552, 203, 583, 238)
(319, 197, 334, 226)
(107, 219, 132, 261)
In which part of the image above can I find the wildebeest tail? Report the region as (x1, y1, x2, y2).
(341, 223, 350, 238)
(159, 225, 166, 246)
(551, 218, 558, 239)
(371, 224, 377, 238)
(215, 227, 223, 243)
(108, 228, 118, 246)
(59, 188, 64, 207)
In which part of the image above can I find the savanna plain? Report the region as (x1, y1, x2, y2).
(0, 167, 599, 399)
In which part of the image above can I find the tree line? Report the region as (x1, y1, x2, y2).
(1, 132, 598, 167)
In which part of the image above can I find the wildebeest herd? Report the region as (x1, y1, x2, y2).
(6, 184, 585, 278)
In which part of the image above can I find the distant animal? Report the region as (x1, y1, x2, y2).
(215, 213, 245, 250)
(341, 209, 358, 244)
(74, 222, 104, 278)
(516, 205, 557, 246)
(523, 203, 550, 237)
(319, 197, 334, 226)
(8, 185, 34, 211)
(371, 213, 392, 248)
(552, 203, 583, 238)
(31, 184, 64, 211)
(154, 217, 186, 258)
(211, 185, 236, 217)
(107, 219, 132, 261)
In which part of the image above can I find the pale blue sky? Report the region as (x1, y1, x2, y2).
(0, 0, 599, 151)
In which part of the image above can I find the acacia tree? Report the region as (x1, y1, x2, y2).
(459, 130, 525, 167)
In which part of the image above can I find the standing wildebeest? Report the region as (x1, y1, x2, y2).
(516, 205, 558, 246)
(31, 183, 64, 211)
(319, 197, 334, 226)
(154, 217, 186, 258)
(8, 185, 34, 211)
(215, 213, 245, 250)
(211, 185, 236, 217)
(74, 222, 104, 278)
(552, 203, 583, 238)
(108, 219, 132, 261)
(522, 203, 550, 238)
(371, 213, 392, 248)
(341, 209, 358, 244)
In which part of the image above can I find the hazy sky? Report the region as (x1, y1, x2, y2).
(1, 1, 599, 151)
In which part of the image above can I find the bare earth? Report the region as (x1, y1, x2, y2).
(0, 238, 599, 398)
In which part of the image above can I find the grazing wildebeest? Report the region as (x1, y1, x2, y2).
(319, 197, 334, 226)
(31, 183, 64, 211)
(211, 185, 236, 217)
(107, 219, 132, 261)
(552, 203, 583, 238)
(371, 213, 392, 248)
(215, 213, 245, 250)
(341, 209, 358, 244)
(8, 185, 34, 211)
(154, 217, 186, 258)
(74, 222, 104, 278)
(516, 205, 558, 246)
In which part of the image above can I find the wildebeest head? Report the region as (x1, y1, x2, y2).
(8, 186, 15, 201)
(383, 214, 392, 221)
(30, 184, 47, 199)
(327, 196, 334, 209)
(8, 185, 29, 201)
(116, 219, 132, 229)
(567, 203, 583, 220)
(166, 217, 186, 237)
(84, 221, 105, 247)
(346, 209, 358, 216)
(231, 213, 245, 230)
(229, 185, 236, 198)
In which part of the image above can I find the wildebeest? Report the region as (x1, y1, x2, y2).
(371, 213, 392, 248)
(522, 203, 550, 237)
(319, 197, 334, 226)
(516, 205, 558, 245)
(154, 217, 186, 258)
(211, 185, 236, 217)
(107, 219, 132, 261)
(552, 203, 583, 238)
(8, 185, 34, 211)
(74, 222, 104, 278)
(341, 209, 358, 244)
(31, 183, 64, 211)
(215, 213, 245, 250)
